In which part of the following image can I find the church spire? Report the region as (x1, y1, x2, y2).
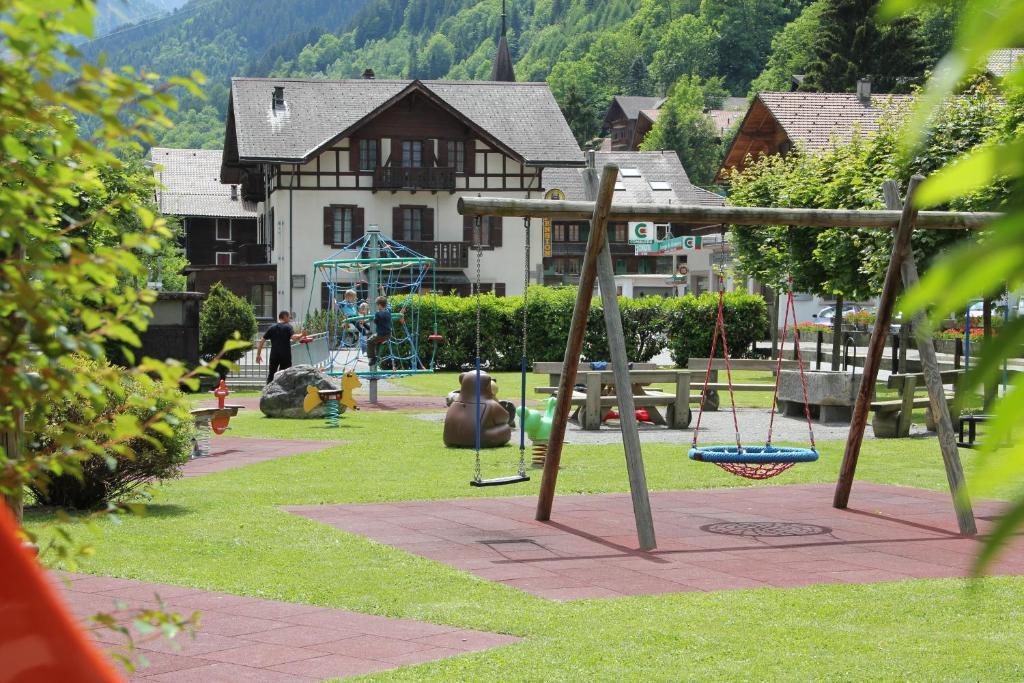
(491, 0, 516, 82)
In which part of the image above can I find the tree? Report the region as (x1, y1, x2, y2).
(749, 0, 827, 94)
(421, 33, 455, 79)
(702, 0, 803, 94)
(638, 76, 721, 185)
(625, 56, 650, 96)
(801, 0, 929, 93)
(549, 58, 613, 142)
(199, 283, 258, 363)
(649, 14, 719, 92)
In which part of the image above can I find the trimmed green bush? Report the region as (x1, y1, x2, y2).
(27, 356, 195, 510)
(398, 286, 769, 371)
(664, 291, 770, 366)
(199, 282, 257, 362)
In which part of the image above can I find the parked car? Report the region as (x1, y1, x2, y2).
(811, 305, 859, 323)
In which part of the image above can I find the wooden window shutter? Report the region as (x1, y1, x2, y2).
(494, 283, 506, 297)
(323, 207, 333, 245)
(463, 212, 475, 243)
(424, 140, 435, 167)
(422, 208, 434, 241)
(392, 206, 404, 241)
(464, 139, 475, 175)
(491, 216, 503, 247)
(349, 140, 360, 172)
(437, 140, 448, 168)
(353, 207, 365, 239)
(321, 282, 330, 311)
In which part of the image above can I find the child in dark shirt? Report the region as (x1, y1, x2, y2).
(366, 296, 392, 367)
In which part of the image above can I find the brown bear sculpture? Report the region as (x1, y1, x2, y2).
(443, 371, 512, 448)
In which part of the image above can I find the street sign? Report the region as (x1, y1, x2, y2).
(634, 235, 702, 255)
(628, 221, 655, 244)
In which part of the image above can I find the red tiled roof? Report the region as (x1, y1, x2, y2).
(758, 91, 912, 153)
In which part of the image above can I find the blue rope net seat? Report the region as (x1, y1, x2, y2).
(689, 280, 819, 481)
(688, 445, 819, 480)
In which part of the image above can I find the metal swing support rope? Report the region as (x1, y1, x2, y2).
(470, 215, 529, 487)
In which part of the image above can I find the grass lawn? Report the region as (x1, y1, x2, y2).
(27, 400, 1024, 680)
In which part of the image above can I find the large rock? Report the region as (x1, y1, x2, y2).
(260, 365, 340, 419)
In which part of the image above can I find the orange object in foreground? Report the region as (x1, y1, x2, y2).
(0, 505, 123, 682)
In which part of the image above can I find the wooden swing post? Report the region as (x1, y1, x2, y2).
(535, 163, 618, 524)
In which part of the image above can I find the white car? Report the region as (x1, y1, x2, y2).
(812, 305, 859, 322)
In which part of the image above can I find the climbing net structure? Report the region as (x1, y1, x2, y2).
(308, 228, 439, 379)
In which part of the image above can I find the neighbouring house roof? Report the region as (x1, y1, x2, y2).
(707, 108, 744, 137)
(639, 108, 661, 124)
(987, 48, 1024, 77)
(151, 147, 257, 218)
(603, 95, 665, 127)
(544, 150, 724, 207)
(222, 78, 581, 178)
(718, 91, 911, 178)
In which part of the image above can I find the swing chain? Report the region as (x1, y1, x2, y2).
(518, 216, 530, 478)
(473, 215, 483, 483)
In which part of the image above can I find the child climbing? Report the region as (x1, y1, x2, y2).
(357, 301, 371, 353)
(366, 296, 392, 367)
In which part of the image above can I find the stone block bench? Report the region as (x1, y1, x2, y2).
(777, 370, 862, 423)
(687, 358, 806, 411)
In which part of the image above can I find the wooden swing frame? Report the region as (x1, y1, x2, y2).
(459, 163, 996, 548)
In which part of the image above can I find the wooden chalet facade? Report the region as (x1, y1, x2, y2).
(151, 147, 276, 321)
(601, 96, 665, 151)
(718, 84, 911, 180)
(220, 77, 583, 312)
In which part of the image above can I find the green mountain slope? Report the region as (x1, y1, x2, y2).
(79, 0, 370, 148)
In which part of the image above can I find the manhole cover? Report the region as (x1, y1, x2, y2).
(700, 521, 832, 537)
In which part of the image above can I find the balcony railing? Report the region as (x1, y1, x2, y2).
(405, 240, 469, 269)
(374, 165, 456, 191)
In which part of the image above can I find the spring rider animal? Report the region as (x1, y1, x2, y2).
(303, 371, 362, 427)
(517, 396, 557, 466)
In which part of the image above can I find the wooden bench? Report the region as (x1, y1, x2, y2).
(869, 370, 963, 438)
(685, 358, 804, 410)
(532, 361, 658, 389)
(535, 369, 692, 431)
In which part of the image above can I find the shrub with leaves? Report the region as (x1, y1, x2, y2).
(199, 283, 257, 362)
(663, 291, 770, 366)
(27, 357, 195, 510)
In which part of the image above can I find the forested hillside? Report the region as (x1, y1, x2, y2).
(90, 0, 188, 38)
(79, 0, 369, 148)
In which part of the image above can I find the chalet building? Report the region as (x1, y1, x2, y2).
(602, 96, 665, 151)
(718, 80, 911, 179)
(218, 77, 583, 312)
(542, 151, 725, 297)
(602, 95, 748, 151)
(150, 147, 277, 320)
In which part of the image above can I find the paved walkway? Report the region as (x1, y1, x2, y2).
(54, 573, 519, 681)
(183, 438, 335, 477)
(201, 395, 445, 414)
(288, 484, 1024, 601)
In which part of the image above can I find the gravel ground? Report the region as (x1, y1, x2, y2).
(411, 407, 929, 445)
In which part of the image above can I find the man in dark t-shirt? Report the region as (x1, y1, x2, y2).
(255, 310, 304, 384)
(366, 296, 392, 368)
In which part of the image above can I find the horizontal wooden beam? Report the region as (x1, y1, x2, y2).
(458, 196, 999, 231)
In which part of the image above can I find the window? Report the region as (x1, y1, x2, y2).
(614, 181, 626, 191)
(402, 207, 424, 240)
(609, 223, 627, 242)
(215, 218, 231, 241)
(401, 140, 423, 167)
(620, 167, 641, 177)
(446, 140, 465, 172)
(649, 180, 672, 191)
(614, 258, 627, 275)
(567, 258, 581, 275)
(249, 284, 274, 319)
(215, 252, 234, 266)
(358, 139, 378, 171)
(330, 206, 354, 244)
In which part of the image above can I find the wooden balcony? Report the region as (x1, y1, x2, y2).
(406, 240, 469, 269)
(374, 165, 456, 191)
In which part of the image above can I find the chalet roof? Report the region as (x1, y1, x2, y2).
(150, 147, 257, 218)
(987, 48, 1024, 77)
(544, 151, 724, 207)
(224, 78, 581, 171)
(707, 108, 743, 136)
(605, 96, 665, 124)
(757, 91, 911, 152)
(639, 108, 660, 124)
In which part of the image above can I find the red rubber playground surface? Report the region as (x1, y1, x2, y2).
(288, 483, 1024, 601)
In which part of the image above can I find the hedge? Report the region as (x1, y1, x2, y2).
(369, 286, 768, 371)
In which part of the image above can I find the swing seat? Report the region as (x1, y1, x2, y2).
(688, 445, 818, 481)
(470, 474, 530, 487)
